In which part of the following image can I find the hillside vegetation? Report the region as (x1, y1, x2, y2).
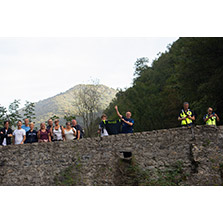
(105, 37, 223, 132)
(33, 84, 117, 125)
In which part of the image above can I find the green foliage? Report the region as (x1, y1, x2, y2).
(134, 57, 149, 78)
(23, 101, 36, 122)
(54, 160, 82, 186)
(105, 38, 223, 132)
(116, 158, 188, 186)
(8, 99, 22, 127)
(64, 114, 76, 123)
(0, 105, 7, 127)
(149, 161, 188, 186)
(49, 114, 60, 121)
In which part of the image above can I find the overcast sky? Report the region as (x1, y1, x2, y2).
(0, 37, 178, 108)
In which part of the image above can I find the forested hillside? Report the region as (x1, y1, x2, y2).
(105, 38, 223, 132)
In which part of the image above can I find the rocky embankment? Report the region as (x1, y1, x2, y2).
(0, 125, 223, 186)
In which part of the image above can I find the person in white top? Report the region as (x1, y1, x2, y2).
(50, 119, 65, 141)
(98, 114, 109, 137)
(64, 122, 76, 141)
(13, 120, 26, 145)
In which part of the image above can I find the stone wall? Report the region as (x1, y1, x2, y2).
(0, 125, 223, 186)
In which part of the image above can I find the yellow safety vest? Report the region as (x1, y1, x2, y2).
(180, 110, 193, 126)
(205, 114, 217, 126)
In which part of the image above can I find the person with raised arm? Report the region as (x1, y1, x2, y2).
(115, 105, 134, 134)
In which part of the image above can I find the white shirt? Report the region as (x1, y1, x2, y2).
(13, 129, 26, 145)
(99, 125, 109, 137)
(53, 127, 63, 141)
(2, 129, 7, 146)
(64, 128, 76, 141)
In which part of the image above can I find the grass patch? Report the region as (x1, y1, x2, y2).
(115, 158, 188, 186)
(203, 139, 211, 147)
(54, 160, 82, 186)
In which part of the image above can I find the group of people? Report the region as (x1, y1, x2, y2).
(98, 103, 221, 138)
(0, 103, 221, 146)
(0, 118, 83, 146)
(178, 102, 220, 127)
(98, 105, 134, 137)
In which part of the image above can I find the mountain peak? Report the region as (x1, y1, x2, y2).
(33, 84, 117, 125)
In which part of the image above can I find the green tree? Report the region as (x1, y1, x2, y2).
(105, 38, 223, 132)
(64, 114, 76, 123)
(8, 99, 22, 127)
(134, 57, 149, 77)
(0, 105, 7, 127)
(23, 101, 36, 122)
(173, 37, 223, 124)
(49, 114, 60, 121)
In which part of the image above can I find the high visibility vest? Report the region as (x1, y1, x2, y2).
(180, 109, 193, 126)
(205, 114, 217, 126)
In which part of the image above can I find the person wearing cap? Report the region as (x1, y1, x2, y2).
(203, 107, 220, 126)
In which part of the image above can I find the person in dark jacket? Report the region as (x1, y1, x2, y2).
(115, 106, 134, 134)
(72, 119, 84, 140)
(0, 120, 13, 146)
(25, 122, 38, 144)
(47, 119, 54, 131)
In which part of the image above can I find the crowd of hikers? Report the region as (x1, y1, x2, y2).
(0, 103, 221, 146)
(0, 118, 84, 146)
